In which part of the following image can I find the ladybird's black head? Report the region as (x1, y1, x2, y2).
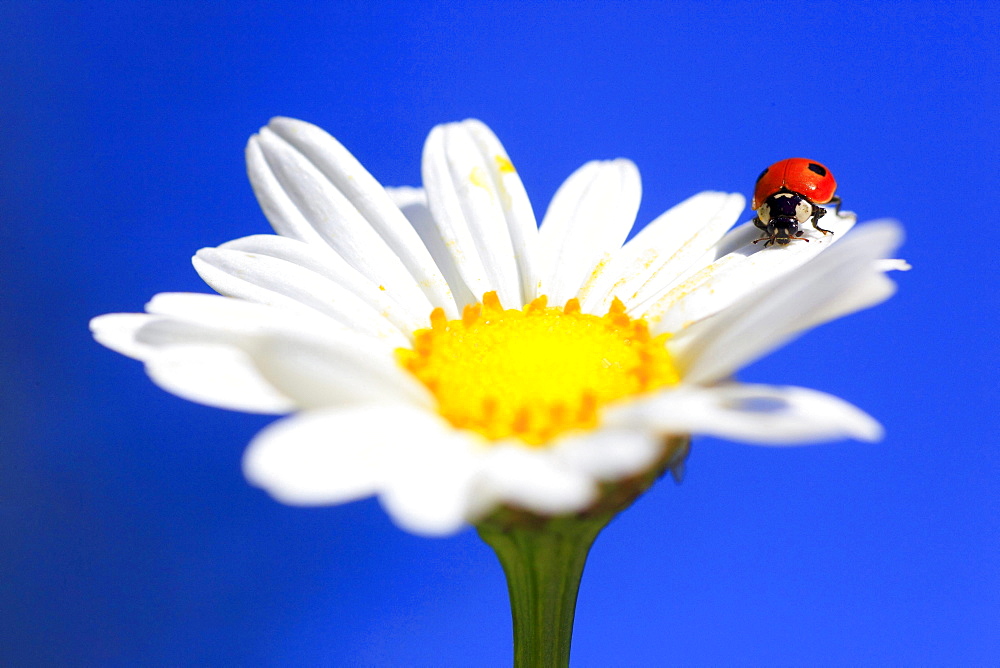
(765, 218, 800, 244)
(757, 191, 812, 244)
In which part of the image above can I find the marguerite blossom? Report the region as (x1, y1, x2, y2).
(91, 117, 906, 536)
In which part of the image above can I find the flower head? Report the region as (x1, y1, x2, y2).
(92, 117, 905, 535)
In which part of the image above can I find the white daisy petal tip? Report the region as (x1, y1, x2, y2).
(479, 445, 599, 516)
(876, 258, 912, 272)
(609, 384, 884, 447)
(553, 429, 665, 481)
(90, 313, 157, 360)
(713, 388, 885, 445)
(378, 483, 473, 537)
(242, 410, 385, 506)
(143, 341, 296, 415)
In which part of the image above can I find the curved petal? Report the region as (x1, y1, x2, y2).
(92, 303, 300, 414)
(143, 342, 295, 414)
(538, 159, 641, 306)
(460, 120, 541, 304)
(781, 268, 898, 337)
(144, 291, 334, 336)
(220, 234, 427, 333)
(672, 221, 904, 385)
(248, 125, 438, 317)
(379, 430, 487, 536)
(638, 211, 859, 334)
(709, 219, 765, 260)
(245, 137, 326, 245)
(116, 285, 435, 415)
(582, 191, 745, 313)
(193, 248, 408, 344)
(476, 445, 597, 515)
(265, 117, 456, 313)
(246, 404, 486, 535)
(243, 404, 449, 506)
(421, 121, 526, 308)
(247, 330, 432, 410)
(876, 258, 911, 272)
(551, 428, 664, 481)
(90, 313, 159, 360)
(607, 383, 883, 444)
(387, 186, 478, 310)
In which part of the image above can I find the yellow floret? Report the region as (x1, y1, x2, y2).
(397, 292, 680, 446)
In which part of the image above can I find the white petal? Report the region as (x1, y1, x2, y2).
(244, 404, 442, 506)
(191, 251, 341, 321)
(249, 126, 437, 317)
(673, 221, 903, 385)
(247, 330, 432, 410)
(608, 383, 883, 444)
(477, 445, 597, 515)
(265, 117, 456, 313)
(219, 234, 427, 333)
(93, 306, 297, 414)
(875, 258, 911, 272)
(421, 121, 527, 308)
(783, 268, 897, 336)
(379, 430, 486, 536)
(144, 342, 295, 414)
(581, 191, 745, 313)
(538, 159, 641, 306)
(90, 313, 159, 360)
(144, 291, 332, 336)
(638, 211, 858, 333)
(460, 120, 541, 304)
(245, 137, 327, 245)
(707, 208, 857, 263)
(193, 248, 408, 344)
(387, 186, 477, 311)
(707, 219, 765, 260)
(552, 428, 664, 481)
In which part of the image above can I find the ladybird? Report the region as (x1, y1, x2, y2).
(751, 158, 843, 247)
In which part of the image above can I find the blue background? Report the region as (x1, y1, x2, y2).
(3, 1, 998, 665)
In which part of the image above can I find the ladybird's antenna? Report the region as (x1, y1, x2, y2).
(752, 236, 810, 246)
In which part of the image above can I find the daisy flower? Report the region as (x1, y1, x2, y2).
(91, 117, 905, 537)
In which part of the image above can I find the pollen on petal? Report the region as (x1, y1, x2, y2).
(398, 293, 680, 446)
(495, 155, 516, 173)
(469, 166, 491, 195)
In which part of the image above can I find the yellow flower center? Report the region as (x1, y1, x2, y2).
(397, 292, 680, 446)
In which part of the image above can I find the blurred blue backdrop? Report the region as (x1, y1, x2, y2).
(3, 1, 998, 665)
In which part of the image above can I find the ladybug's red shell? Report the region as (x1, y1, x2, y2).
(752, 158, 837, 209)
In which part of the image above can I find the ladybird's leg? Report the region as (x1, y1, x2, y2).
(811, 204, 833, 235)
(829, 195, 843, 216)
(751, 216, 769, 244)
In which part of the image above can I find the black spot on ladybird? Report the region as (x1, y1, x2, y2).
(807, 163, 827, 176)
(756, 168, 768, 183)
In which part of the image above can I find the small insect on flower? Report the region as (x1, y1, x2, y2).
(752, 158, 843, 247)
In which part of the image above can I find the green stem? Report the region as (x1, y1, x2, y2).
(477, 436, 690, 668)
(478, 513, 610, 668)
